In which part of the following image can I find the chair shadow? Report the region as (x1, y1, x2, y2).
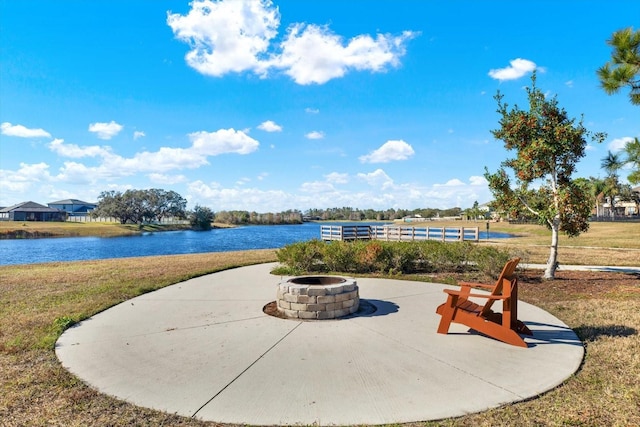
(573, 324, 637, 342)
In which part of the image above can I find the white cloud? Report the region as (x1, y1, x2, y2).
(305, 107, 319, 114)
(46, 128, 259, 177)
(148, 173, 187, 185)
(257, 120, 282, 132)
(300, 181, 336, 193)
(276, 24, 417, 85)
(1, 122, 51, 138)
(188, 179, 297, 211)
(167, 0, 416, 85)
(488, 58, 537, 81)
(189, 128, 259, 155)
(305, 131, 325, 140)
(88, 121, 123, 140)
(133, 131, 146, 140)
(325, 172, 349, 184)
(359, 139, 415, 163)
(48, 139, 112, 158)
(469, 175, 488, 186)
(565, 80, 574, 88)
(608, 136, 633, 152)
(357, 168, 394, 189)
(167, 0, 279, 78)
(437, 178, 466, 187)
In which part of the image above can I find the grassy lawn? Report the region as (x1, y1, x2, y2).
(1, 222, 639, 425)
(0, 220, 193, 238)
(0, 220, 237, 239)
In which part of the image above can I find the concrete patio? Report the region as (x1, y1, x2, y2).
(56, 263, 584, 425)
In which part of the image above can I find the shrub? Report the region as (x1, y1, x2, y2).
(385, 242, 420, 274)
(322, 241, 358, 272)
(276, 239, 513, 276)
(275, 239, 326, 272)
(469, 246, 511, 277)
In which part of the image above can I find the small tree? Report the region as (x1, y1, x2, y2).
(485, 74, 605, 279)
(601, 151, 625, 219)
(190, 205, 214, 230)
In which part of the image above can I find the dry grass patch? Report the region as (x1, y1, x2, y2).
(0, 220, 195, 238)
(1, 250, 277, 426)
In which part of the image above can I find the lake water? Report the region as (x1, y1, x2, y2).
(0, 222, 511, 266)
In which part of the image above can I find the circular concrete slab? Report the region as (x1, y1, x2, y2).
(56, 263, 584, 425)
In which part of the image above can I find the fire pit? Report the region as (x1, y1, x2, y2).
(276, 276, 359, 320)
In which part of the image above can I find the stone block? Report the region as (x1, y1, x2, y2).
(334, 308, 349, 318)
(317, 295, 336, 304)
(283, 293, 298, 303)
(278, 300, 291, 310)
(307, 303, 326, 311)
(290, 303, 308, 311)
(307, 286, 327, 296)
(342, 283, 357, 292)
(297, 295, 317, 304)
(342, 299, 355, 308)
(334, 293, 350, 302)
(348, 305, 359, 314)
(288, 284, 308, 295)
(317, 310, 336, 319)
(298, 310, 317, 320)
(326, 302, 342, 311)
(326, 285, 345, 295)
(284, 309, 299, 318)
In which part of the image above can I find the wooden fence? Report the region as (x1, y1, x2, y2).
(320, 225, 479, 242)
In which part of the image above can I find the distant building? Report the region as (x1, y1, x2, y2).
(600, 186, 640, 217)
(0, 201, 66, 221)
(48, 199, 97, 216)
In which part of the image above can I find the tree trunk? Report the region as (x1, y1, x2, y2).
(544, 217, 560, 279)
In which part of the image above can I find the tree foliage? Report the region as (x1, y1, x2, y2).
(597, 27, 640, 105)
(189, 205, 214, 230)
(485, 74, 605, 278)
(623, 137, 640, 185)
(92, 189, 187, 225)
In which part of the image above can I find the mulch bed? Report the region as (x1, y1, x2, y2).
(517, 269, 640, 299)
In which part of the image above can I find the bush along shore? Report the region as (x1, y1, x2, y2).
(274, 239, 511, 277)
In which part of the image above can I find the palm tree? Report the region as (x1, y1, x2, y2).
(597, 27, 640, 105)
(588, 177, 607, 218)
(601, 151, 624, 219)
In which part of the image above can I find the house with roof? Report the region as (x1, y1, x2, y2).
(48, 199, 97, 216)
(0, 201, 66, 221)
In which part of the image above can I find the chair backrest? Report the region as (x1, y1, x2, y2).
(480, 257, 520, 316)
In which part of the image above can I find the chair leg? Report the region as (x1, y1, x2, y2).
(436, 301, 456, 334)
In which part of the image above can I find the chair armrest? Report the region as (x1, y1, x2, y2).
(443, 289, 508, 300)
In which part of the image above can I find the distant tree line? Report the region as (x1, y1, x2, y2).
(302, 206, 463, 221)
(214, 210, 304, 225)
(91, 189, 469, 227)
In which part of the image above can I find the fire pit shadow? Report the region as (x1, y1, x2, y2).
(356, 299, 399, 317)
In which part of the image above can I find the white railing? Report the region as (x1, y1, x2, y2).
(320, 225, 479, 242)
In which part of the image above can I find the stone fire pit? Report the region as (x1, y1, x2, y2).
(277, 276, 359, 320)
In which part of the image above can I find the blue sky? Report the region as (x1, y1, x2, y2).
(1, 0, 638, 212)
